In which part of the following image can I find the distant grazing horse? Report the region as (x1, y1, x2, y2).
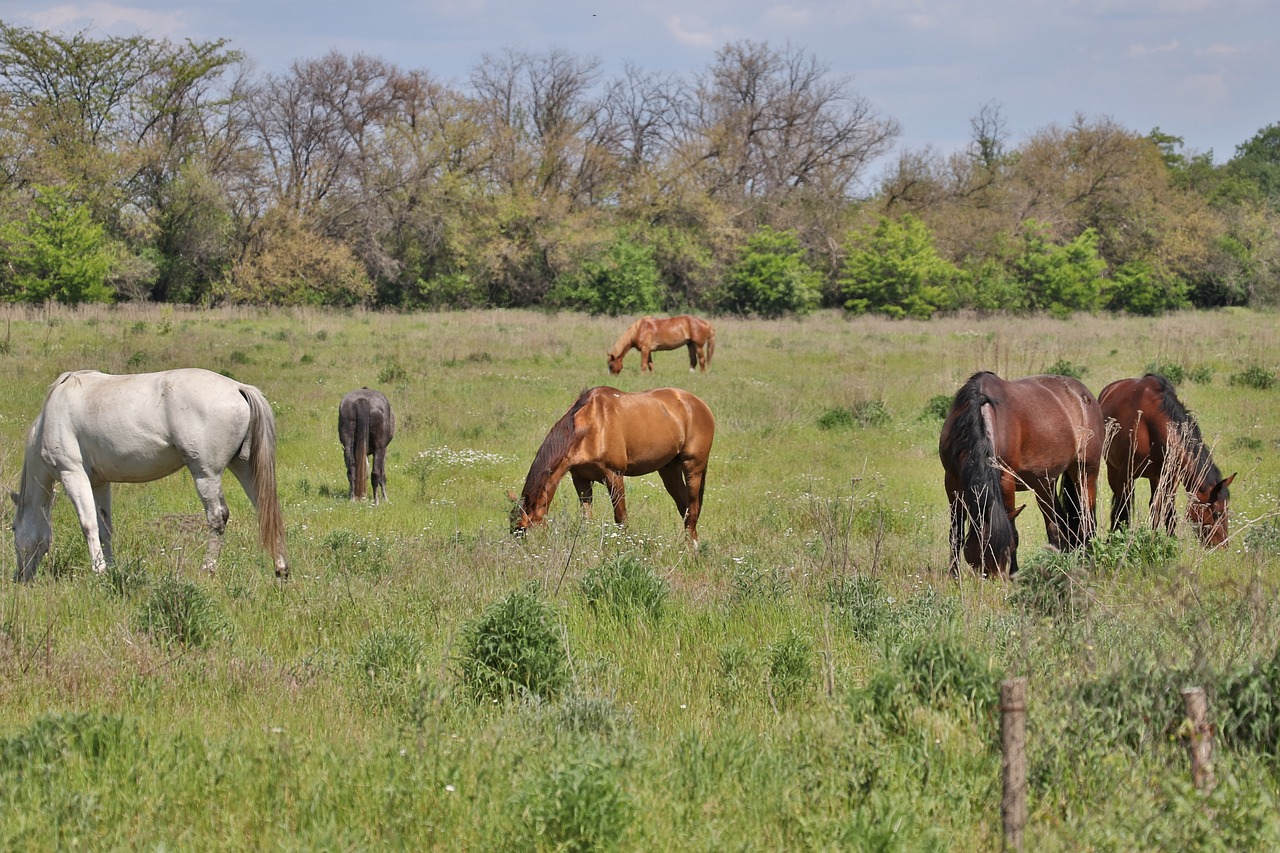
(607, 315, 716, 374)
(1099, 374, 1235, 547)
(509, 387, 715, 544)
(939, 371, 1103, 575)
(339, 388, 395, 504)
(11, 369, 289, 581)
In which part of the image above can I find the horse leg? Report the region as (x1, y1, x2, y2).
(93, 483, 115, 566)
(1029, 477, 1065, 550)
(686, 341, 697, 372)
(372, 443, 390, 505)
(58, 470, 110, 573)
(603, 471, 628, 525)
(641, 347, 653, 372)
(190, 469, 231, 573)
(1107, 463, 1133, 532)
(571, 472, 594, 519)
(658, 462, 691, 527)
(672, 456, 708, 545)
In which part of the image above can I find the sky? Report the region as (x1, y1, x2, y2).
(2, 0, 1277, 180)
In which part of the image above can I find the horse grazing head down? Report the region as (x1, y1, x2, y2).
(11, 488, 52, 583)
(606, 350, 626, 375)
(507, 489, 540, 535)
(1187, 472, 1236, 548)
(961, 503, 1024, 576)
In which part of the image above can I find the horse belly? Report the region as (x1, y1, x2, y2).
(84, 441, 186, 484)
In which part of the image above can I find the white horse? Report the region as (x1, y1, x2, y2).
(11, 368, 290, 581)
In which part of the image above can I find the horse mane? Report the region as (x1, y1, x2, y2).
(521, 388, 592, 502)
(608, 318, 646, 358)
(1146, 373, 1226, 493)
(949, 372, 1016, 558)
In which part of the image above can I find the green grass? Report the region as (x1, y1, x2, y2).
(0, 304, 1278, 849)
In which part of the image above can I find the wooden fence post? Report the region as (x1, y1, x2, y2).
(1181, 686, 1215, 793)
(1000, 677, 1028, 852)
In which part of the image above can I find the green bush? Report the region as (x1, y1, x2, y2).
(579, 554, 667, 620)
(823, 574, 889, 640)
(549, 232, 664, 316)
(1106, 260, 1189, 315)
(1016, 223, 1107, 314)
(765, 628, 814, 708)
(1229, 365, 1276, 390)
(839, 214, 959, 319)
(457, 586, 568, 703)
(1144, 361, 1185, 385)
(920, 394, 953, 421)
(0, 185, 116, 304)
(133, 576, 228, 648)
(513, 746, 632, 852)
(721, 226, 822, 318)
(1218, 644, 1280, 753)
(1044, 358, 1087, 380)
(354, 629, 427, 710)
(817, 400, 890, 430)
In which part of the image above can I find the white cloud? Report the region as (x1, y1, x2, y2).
(27, 2, 187, 36)
(762, 4, 811, 28)
(1128, 40, 1179, 56)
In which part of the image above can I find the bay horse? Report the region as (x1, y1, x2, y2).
(606, 315, 716, 374)
(1099, 374, 1235, 547)
(939, 371, 1103, 576)
(11, 369, 289, 581)
(509, 387, 715, 545)
(339, 388, 395, 504)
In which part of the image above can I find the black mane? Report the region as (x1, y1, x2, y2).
(946, 371, 1016, 561)
(1147, 373, 1226, 494)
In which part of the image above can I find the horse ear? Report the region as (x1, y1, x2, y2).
(1222, 472, 1237, 488)
(1009, 504, 1026, 521)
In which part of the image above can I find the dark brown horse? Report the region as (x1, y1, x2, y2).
(339, 388, 395, 504)
(939, 371, 1104, 575)
(607, 315, 716, 374)
(1099, 374, 1235, 547)
(510, 387, 715, 544)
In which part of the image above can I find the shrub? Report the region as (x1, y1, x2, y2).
(378, 360, 408, 384)
(765, 628, 814, 708)
(816, 407, 854, 431)
(457, 586, 568, 703)
(514, 746, 632, 852)
(1229, 365, 1276, 390)
(134, 576, 227, 648)
(0, 185, 116, 304)
(920, 394, 953, 421)
(1144, 361, 1185, 385)
(354, 629, 427, 710)
(579, 554, 667, 621)
(839, 214, 959, 319)
(1187, 365, 1214, 384)
(1218, 644, 1280, 753)
(1044, 359, 1087, 380)
(1012, 551, 1090, 619)
(721, 226, 822, 318)
(1016, 222, 1107, 314)
(549, 232, 664, 316)
(817, 400, 890, 430)
(823, 574, 889, 640)
(1106, 260, 1189, 315)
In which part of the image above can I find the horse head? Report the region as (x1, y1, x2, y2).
(1188, 472, 1235, 548)
(507, 489, 539, 536)
(11, 489, 52, 582)
(962, 503, 1024, 576)
(606, 350, 624, 375)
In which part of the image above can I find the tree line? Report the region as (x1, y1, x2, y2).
(1, 21, 1277, 316)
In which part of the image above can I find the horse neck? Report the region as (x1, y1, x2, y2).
(1165, 419, 1220, 493)
(610, 320, 645, 356)
(17, 427, 56, 515)
(521, 410, 580, 515)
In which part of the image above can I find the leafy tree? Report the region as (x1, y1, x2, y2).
(839, 214, 959, 319)
(217, 212, 373, 306)
(1015, 223, 1107, 316)
(549, 230, 664, 315)
(720, 225, 822, 317)
(1229, 123, 1280, 209)
(0, 186, 115, 303)
(1105, 259, 1189, 315)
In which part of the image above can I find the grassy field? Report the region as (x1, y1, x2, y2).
(0, 304, 1278, 850)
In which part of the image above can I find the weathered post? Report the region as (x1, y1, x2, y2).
(1181, 686, 1215, 792)
(1000, 677, 1028, 852)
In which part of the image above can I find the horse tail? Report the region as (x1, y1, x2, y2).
(1057, 471, 1084, 549)
(240, 385, 288, 572)
(353, 397, 370, 499)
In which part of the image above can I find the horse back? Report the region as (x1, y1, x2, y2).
(574, 387, 714, 474)
(37, 369, 254, 481)
(987, 374, 1103, 475)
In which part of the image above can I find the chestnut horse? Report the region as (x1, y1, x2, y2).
(939, 371, 1103, 575)
(1099, 374, 1235, 547)
(606, 315, 716, 374)
(509, 387, 715, 544)
(339, 388, 395, 504)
